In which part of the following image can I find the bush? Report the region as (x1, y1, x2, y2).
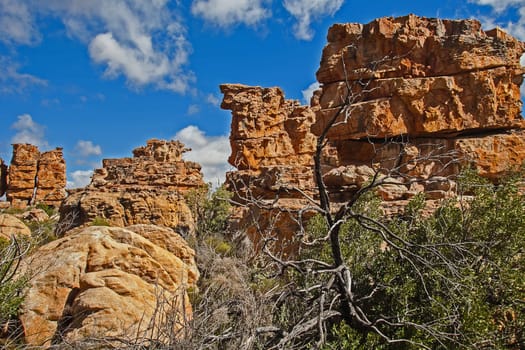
(309, 171, 525, 349)
(0, 237, 28, 327)
(90, 216, 110, 226)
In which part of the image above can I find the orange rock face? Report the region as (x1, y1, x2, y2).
(221, 84, 316, 171)
(313, 15, 525, 187)
(59, 139, 204, 232)
(222, 15, 525, 251)
(5, 144, 66, 208)
(313, 15, 525, 141)
(221, 84, 318, 251)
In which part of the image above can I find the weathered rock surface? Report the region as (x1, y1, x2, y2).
(59, 139, 204, 232)
(221, 84, 317, 171)
(313, 15, 525, 140)
(0, 213, 31, 240)
(35, 149, 67, 206)
(6, 144, 40, 208)
(222, 15, 525, 251)
(313, 15, 525, 190)
(19, 224, 198, 346)
(221, 84, 318, 249)
(4, 145, 66, 208)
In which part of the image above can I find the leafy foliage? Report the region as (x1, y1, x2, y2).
(185, 184, 232, 238)
(303, 171, 525, 349)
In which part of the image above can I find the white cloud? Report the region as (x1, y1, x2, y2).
(0, 0, 193, 93)
(206, 93, 220, 106)
(10, 114, 49, 149)
(191, 0, 271, 27)
(0, 56, 47, 94)
(0, 0, 39, 45)
(301, 81, 319, 104)
(283, 0, 345, 40)
(470, 0, 524, 13)
(187, 104, 200, 115)
(67, 170, 93, 189)
(174, 125, 231, 186)
(75, 140, 102, 157)
(470, 0, 525, 41)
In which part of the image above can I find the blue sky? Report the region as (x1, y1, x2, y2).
(0, 0, 522, 187)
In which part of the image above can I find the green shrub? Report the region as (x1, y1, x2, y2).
(90, 217, 110, 226)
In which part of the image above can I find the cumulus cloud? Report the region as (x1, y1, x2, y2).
(301, 81, 320, 104)
(191, 0, 271, 27)
(174, 125, 231, 186)
(1, 0, 193, 93)
(67, 170, 93, 189)
(75, 140, 102, 157)
(283, 0, 345, 40)
(10, 114, 49, 149)
(0, 56, 47, 94)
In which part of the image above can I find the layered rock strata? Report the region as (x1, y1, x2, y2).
(5, 145, 66, 208)
(312, 15, 525, 206)
(221, 84, 318, 251)
(223, 15, 525, 246)
(59, 139, 204, 232)
(19, 224, 198, 346)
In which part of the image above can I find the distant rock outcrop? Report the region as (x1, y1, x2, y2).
(20, 224, 198, 346)
(222, 15, 525, 245)
(59, 139, 204, 232)
(3, 144, 66, 209)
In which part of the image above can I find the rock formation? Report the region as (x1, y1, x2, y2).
(221, 84, 317, 251)
(19, 224, 198, 346)
(312, 15, 525, 205)
(222, 15, 525, 246)
(59, 139, 204, 232)
(0, 213, 31, 240)
(4, 144, 66, 209)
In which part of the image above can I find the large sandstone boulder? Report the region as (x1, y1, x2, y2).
(59, 139, 204, 232)
(19, 225, 198, 346)
(0, 214, 31, 240)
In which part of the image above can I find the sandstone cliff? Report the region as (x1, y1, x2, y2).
(4, 144, 66, 208)
(59, 139, 204, 232)
(19, 224, 198, 346)
(222, 15, 525, 247)
(312, 15, 525, 205)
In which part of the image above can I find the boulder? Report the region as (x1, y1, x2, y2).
(19, 225, 198, 346)
(0, 214, 31, 240)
